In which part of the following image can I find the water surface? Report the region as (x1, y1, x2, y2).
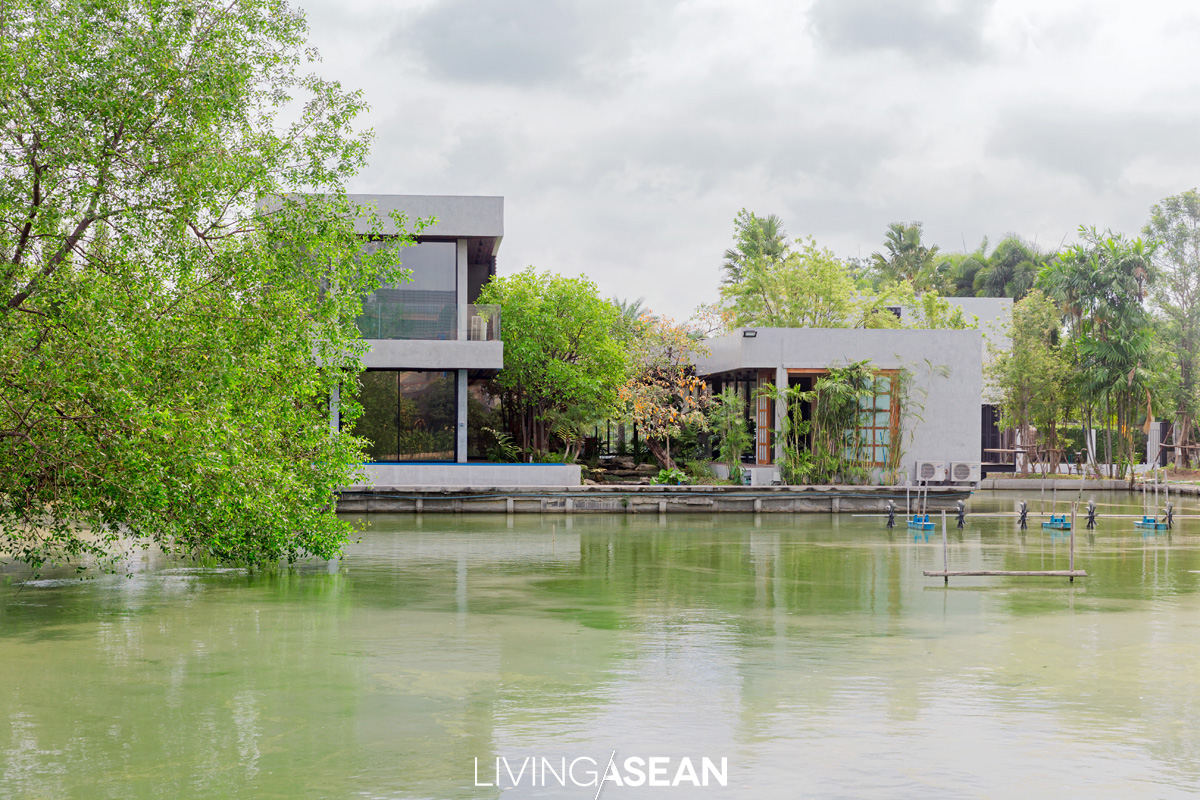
(2, 491, 1199, 798)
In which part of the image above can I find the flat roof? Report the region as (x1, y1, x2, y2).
(347, 194, 503, 240)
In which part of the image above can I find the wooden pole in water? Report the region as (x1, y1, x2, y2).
(1155, 469, 1160, 519)
(942, 509, 948, 585)
(1069, 502, 1076, 583)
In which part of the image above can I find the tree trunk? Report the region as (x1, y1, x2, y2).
(1104, 398, 1114, 479)
(1174, 412, 1192, 470)
(646, 438, 675, 471)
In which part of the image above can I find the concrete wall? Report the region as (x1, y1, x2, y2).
(949, 298, 1010, 404)
(894, 297, 1010, 404)
(338, 484, 972, 514)
(355, 463, 582, 488)
(697, 328, 983, 474)
(347, 194, 503, 242)
(361, 338, 503, 370)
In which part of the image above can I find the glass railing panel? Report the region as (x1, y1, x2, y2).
(465, 304, 501, 341)
(355, 297, 502, 342)
(356, 289, 457, 340)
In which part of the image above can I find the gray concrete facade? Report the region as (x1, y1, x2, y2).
(696, 327, 983, 480)
(899, 297, 1011, 404)
(333, 194, 583, 487)
(361, 339, 503, 370)
(348, 194, 503, 244)
(355, 463, 582, 488)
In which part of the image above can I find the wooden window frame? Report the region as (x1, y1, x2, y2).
(785, 367, 900, 468)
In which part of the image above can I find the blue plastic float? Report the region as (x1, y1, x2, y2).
(908, 514, 935, 531)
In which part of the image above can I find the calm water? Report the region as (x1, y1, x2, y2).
(2, 491, 1200, 799)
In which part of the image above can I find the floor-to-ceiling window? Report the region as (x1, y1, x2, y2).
(356, 241, 458, 340)
(351, 370, 457, 462)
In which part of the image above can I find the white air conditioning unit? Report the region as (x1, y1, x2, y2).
(948, 461, 980, 484)
(914, 460, 947, 483)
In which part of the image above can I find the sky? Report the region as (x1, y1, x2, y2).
(298, 0, 1200, 320)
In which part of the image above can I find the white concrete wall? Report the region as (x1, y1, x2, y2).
(355, 463, 582, 488)
(696, 328, 983, 474)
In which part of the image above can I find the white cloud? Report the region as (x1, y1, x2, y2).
(294, 0, 1200, 318)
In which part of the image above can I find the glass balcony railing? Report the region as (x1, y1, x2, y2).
(355, 291, 501, 341)
(465, 304, 501, 341)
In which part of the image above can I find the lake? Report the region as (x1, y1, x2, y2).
(1, 490, 1198, 798)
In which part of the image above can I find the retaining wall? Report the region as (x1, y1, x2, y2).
(338, 484, 972, 514)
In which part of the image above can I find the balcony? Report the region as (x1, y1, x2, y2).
(356, 291, 500, 342)
(358, 298, 503, 372)
(464, 304, 501, 341)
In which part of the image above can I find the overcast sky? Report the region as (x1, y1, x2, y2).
(299, 0, 1200, 320)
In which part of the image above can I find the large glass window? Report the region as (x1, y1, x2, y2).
(351, 370, 457, 462)
(357, 241, 458, 340)
(854, 372, 898, 466)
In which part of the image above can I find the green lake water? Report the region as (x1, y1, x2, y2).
(2, 490, 1200, 798)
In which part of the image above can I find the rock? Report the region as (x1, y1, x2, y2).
(634, 463, 658, 474)
(583, 479, 600, 485)
(607, 457, 635, 470)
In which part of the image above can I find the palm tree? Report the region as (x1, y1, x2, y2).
(871, 221, 942, 291)
(973, 235, 1044, 299)
(722, 211, 789, 284)
(1039, 227, 1156, 477)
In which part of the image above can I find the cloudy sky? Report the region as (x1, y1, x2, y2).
(299, 0, 1200, 320)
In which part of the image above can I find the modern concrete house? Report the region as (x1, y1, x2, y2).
(338, 194, 580, 488)
(694, 327, 984, 485)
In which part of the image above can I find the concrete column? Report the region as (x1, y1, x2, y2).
(774, 366, 787, 465)
(456, 369, 467, 463)
(456, 238, 468, 341)
(329, 382, 340, 434)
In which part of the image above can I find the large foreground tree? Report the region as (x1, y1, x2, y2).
(0, 0, 404, 570)
(476, 269, 625, 457)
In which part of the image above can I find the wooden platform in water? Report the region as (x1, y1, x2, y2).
(924, 570, 1087, 578)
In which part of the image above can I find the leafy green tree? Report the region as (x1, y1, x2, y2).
(1144, 190, 1200, 466)
(718, 235, 974, 332)
(721, 236, 858, 328)
(476, 269, 625, 457)
(0, 0, 402, 570)
(986, 290, 1074, 474)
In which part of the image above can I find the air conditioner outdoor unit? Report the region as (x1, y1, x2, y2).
(914, 460, 947, 483)
(948, 462, 980, 484)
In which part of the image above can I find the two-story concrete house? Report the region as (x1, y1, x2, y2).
(337, 194, 580, 488)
